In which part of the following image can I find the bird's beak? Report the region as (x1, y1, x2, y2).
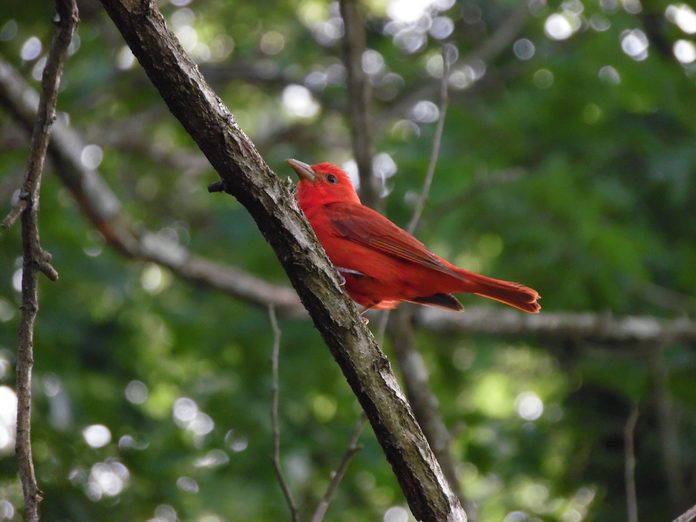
(287, 159, 316, 182)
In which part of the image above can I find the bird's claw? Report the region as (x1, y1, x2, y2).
(336, 267, 366, 287)
(335, 270, 346, 287)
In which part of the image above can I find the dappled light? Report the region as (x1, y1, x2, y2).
(0, 386, 17, 454)
(544, 13, 578, 41)
(282, 84, 321, 119)
(82, 424, 112, 448)
(620, 28, 649, 61)
(598, 64, 621, 84)
(512, 38, 535, 61)
(85, 460, 130, 500)
(515, 392, 544, 422)
(666, 3, 696, 34)
(115, 46, 135, 70)
(1, 0, 696, 520)
(410, 100, 440, 123)
(674, 39, 696, 64)
(19, 36, 41, 61)
(80, 144, 104, 170)
(124, 379, 148, 404)
(383, 505, 409, 522)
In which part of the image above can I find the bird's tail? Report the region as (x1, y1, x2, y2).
(457, 269, 541, 313)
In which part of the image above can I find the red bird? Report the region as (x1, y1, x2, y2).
(288, 159, 540, 313)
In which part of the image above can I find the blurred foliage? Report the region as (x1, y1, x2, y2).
(1, 0, 696, 520)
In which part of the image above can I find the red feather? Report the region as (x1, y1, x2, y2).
(288, 159, 540, 313)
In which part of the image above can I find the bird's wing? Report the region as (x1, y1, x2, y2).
(324, 202, 462, 279)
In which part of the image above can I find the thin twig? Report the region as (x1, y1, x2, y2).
(624, 404, 639, 522)
(10, 1, 77, 520)
(649, 345, 686, 506)
(268, 305, 300, 522)
(407, 45, 452, 235)
(311, 414, 367, 522)
(673, 504, 696, 522)
(383, 43, 473, 515)
(380, 43, 452, 336)
(1, 198, 28, 229)
(339, 0, 379, 210)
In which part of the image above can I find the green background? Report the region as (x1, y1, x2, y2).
(1, 0, 695, 520)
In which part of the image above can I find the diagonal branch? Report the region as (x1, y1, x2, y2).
(673, 504, 696, 522)
(4, 1, 78, 521)
(95, 1, 465, 520)
(0, 56, 302, 317)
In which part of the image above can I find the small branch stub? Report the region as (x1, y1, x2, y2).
(207, 180, 228, 193)
(1, 197, 28, 230)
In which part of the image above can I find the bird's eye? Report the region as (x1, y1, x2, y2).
(326, 174, 337, 184)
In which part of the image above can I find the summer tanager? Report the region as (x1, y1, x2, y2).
(288, 159, 541, 313)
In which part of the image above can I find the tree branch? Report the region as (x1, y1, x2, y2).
(416, 308, 696, 344)
(339, 0, 380, 210)
(673, 504, 696, 522)
(0, 56, 302, 316)
(268, 306, 300, 522)
(4, 1, 78, 520)
(5, 57, 688, 347)
(95, 1, 465, 519)
(624, 404, 639, 522)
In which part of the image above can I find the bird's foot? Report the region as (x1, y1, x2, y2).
(336, 266, 365, 287)
(358, 304, 377, 325)
(335, 270, 346, 287)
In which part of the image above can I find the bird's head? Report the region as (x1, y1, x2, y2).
(287, 159, 361, 208)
